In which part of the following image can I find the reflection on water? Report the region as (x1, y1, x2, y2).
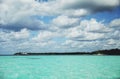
(27, 58, 41, 60)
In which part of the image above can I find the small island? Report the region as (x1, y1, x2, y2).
(14, 49, 120, 56)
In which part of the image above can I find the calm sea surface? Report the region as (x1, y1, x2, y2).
(0, 56, 120, 79)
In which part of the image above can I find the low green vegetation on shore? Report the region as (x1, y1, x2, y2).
(14, 49, 120, 55)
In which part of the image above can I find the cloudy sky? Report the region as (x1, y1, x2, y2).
(0, 0, 120, 54)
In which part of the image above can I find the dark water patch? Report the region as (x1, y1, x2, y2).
(0, 75, 4, 79)
(0, 71, 4, 79)
(11, 57, 29, 59)
(113, 77, 120, 79)
(5, 56, 41, 60)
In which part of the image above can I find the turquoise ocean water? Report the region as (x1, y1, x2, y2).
(0, 56, 120, 79)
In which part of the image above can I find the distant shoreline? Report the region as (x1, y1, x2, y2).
(13, 49, 120, 56)
(0, 49, 120, 56)
(1, 54, 120, 56)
